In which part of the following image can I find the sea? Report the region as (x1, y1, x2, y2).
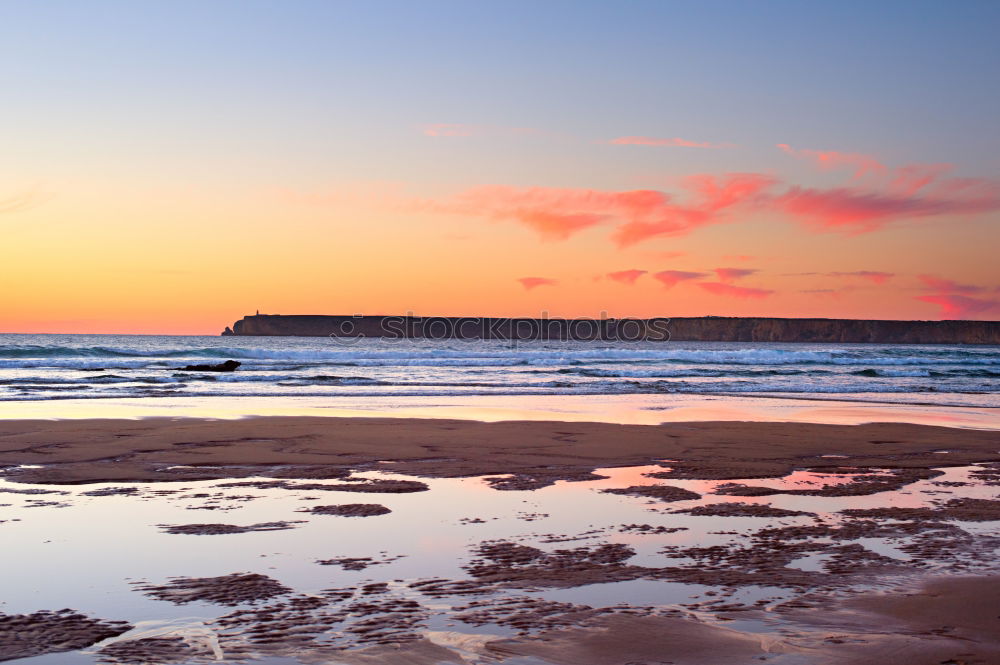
(1, 334, 998, 426)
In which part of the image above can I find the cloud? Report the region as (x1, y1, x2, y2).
(652, 270, 707, 289)
(698, 282, 774, 299)
(785, 271, 893, 285)
(419, 174, 777, 245)
(643, 251, 687, 260)
(770, 146, 999, 233)
(777, 144, 886, 180)
(917, 274, 984, 294)
(612, 173, 778, 246)
(828, 270, 894, 284)
(773, 178, 1000, 233)
(422, 123, 478, 137)
(800, 288, 843, 299)
(714, 267, 758, 283)
(607, 269, 647, 285)
(518, 277, 557, 290)
(916, 294, 1000, 319)
(415, 185, 614, 240)
(889, 164, 954, 197)
(507, 209, 608, 240)
(312, 153, 999, 246)
(914, 273, 999, 318)
(1, 189, 47, 215)
(421, 123, 538, 138)
(609, 136, 734, 149)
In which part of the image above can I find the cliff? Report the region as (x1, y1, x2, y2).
(221, 315, 1000, 345)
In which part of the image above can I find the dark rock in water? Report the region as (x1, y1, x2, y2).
(179, 360, 241, 372)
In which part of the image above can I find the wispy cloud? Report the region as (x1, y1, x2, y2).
(916, 294, 1000, 319)
(915, 273, 998, 319)
(609, 136, 734, 149)
(643, 250, 687, 260)
(777, 143, 886, 180)
(773, 179, 1000, 233)
(698, 282, 774, 299)
(1, 189, 48, 215)
(518, 277, 558, 290)
(652, 270, 707, 288)
(416, 174, 775, 245)
(785, 271, 894, 285)
(300, 151, 999, 247)
(607, 269, 647, 285)
(771, 145, 1000, 233)
(714, 267, 758, 283)
(917, 274, 984, 294)
(422, 123, 479, 137)
(800, 288, 844, 299)
(828, 270, 894, 284)
(612, 173, 778, 246)
(420, 123, 538, 138)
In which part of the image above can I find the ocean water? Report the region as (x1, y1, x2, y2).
(0, 333, 998, 408)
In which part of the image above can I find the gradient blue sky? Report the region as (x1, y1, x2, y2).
(2, 1, 999, 332)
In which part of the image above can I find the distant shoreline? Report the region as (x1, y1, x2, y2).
(222, 314, 1000, 344)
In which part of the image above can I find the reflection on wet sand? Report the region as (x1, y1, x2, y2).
(0, 392, 997, 429)
(1, 454, 998, 664)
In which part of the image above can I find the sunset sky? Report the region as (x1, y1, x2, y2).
(2, 0, 999, 334)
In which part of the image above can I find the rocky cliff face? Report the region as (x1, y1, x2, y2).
(221, 315, 1000, 345)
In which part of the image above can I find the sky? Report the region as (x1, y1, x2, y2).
(1, 0, 999, 334)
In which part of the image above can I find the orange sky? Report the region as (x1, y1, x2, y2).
(3, 157, 998, 334)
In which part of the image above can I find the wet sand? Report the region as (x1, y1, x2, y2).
(0, 416, 997, 485)
(1, 416, 998, 664)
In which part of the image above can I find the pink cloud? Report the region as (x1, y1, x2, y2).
(698, 282, 774, 299)
(612, 173, 778, 246)
(418, 174, 777, 246)
(644, 251, 687, 260)
(777, 144, 886, 180)
(917, 274, 984, 294)
(610, 136, 733, 149)
(800, 288, 844, 300)
(415, 185, 613, 240)
(828, 271, 894, 284)
(362, 154, 999, 245)
(916, 294, 1000, 319)
(889, 164, 954, 197)
(607, 269, 647, 285)
(714, 267, 758, 283)
(653, 270, 707, 289)
(914, 273, 999, 319)
(509, 209, 608, 240)
(421, 123, 478, 137)
(421, 123, 538, 138)
(518, 277, 557, 290)
(773, 178, 1000, 233)
(770, 146, 999, 233)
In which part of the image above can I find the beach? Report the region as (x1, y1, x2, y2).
(8, 1, 1000, 662)
(1, 415, 998, 664)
